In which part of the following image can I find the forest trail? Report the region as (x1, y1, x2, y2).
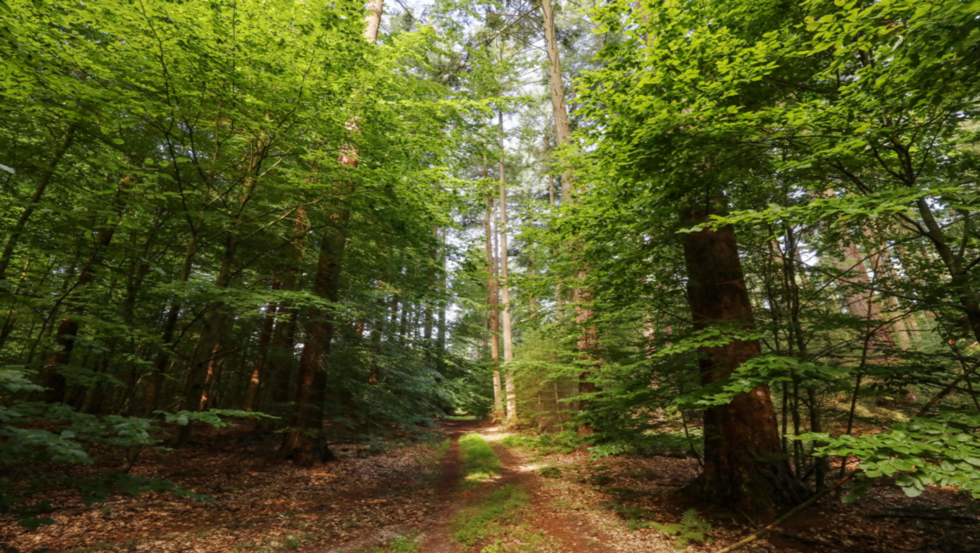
(338, 420, 621, 553)
(483, 429, 617, 553)
(411, 422, 618, 553)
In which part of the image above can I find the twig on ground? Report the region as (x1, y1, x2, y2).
(717, 472, 855, 553)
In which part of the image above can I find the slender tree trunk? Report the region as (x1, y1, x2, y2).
(541, 0, 570, 149)
(485, 179, 503, 419)
(280, 0, 384, 461)
(542, 1, 596, 432)
(0, 125, 76, 281)
(780, 225, 826, 489)
(173, 144, 265, 446)
(498, 110, 517, 421)
(437, 227, 447, 358)
(139, 208, 205, 417)
(681, 194, 808, 519)
(41, 185, 126, 404)
(244, 287, 279, 411)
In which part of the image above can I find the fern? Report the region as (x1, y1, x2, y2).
(647, 509, 712, 550)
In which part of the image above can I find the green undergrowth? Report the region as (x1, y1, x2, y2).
(500, 430, 579, 456)
(452, 484, 529, 546)
(433, 438, 451, 460)
(459, 433, 501, 485)
(626, 508, 712, 549)
(368, 533, 421, 553)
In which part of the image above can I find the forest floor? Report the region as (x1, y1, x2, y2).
(2, 420, 978, 553)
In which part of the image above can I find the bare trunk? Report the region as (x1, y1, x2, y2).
(485, 179, 503, 419)
(244, 289, 279, 411)
(541, 0, 570, 149)
(498, 110, 517, 421)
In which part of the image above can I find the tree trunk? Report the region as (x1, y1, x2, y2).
(681, 194, 808, 519)
(139, 205, 205, 417)
(541, 0, 570, 149)
(280, 0, 384, 461)
(244, 284, 280, 411)
(0, 125, 76, 281)
(41, 195, 124, 403)
(486, 186, 503, 419)
(498, 110, 517, 421)
(172, 143, 265, 446)
(280, 210, 347, 464)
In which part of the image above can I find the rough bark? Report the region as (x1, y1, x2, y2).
(681, 195, 808, 519)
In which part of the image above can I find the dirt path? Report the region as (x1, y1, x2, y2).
(415, 420, 476, 553)
(411, 423, 617, 553)
(490, 440, 616, 553)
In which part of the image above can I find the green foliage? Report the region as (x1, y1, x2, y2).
(500, 430, 579, 455)
(807, 411, 980, 499)
(158, 409, 277, 428)
(537, 466, 562, 479)
(644, 509, 712, 549)
(458, 433, 501, 484)
(370, 534, 421, 553)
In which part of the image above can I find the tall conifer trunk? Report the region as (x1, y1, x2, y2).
(498, 110, 517, 421)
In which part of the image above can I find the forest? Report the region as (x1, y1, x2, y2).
(1, 0, 979, 551)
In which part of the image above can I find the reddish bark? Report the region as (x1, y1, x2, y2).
(681, 195, 808, 518)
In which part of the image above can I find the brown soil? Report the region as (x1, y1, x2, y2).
(3, 421, 978, 553)
(490, 441, 616, 553)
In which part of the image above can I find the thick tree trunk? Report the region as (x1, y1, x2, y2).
(280, 212, 346, 464)
(681, 195, 808, 519)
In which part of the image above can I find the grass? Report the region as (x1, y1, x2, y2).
(429, 437, 451, 463)
(500, 430, 579, 455)
(459, 433, 501, 484)
(452, 484, 528, 546)
(444, 414, 480, 420)
(369, 534, 421, 553)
